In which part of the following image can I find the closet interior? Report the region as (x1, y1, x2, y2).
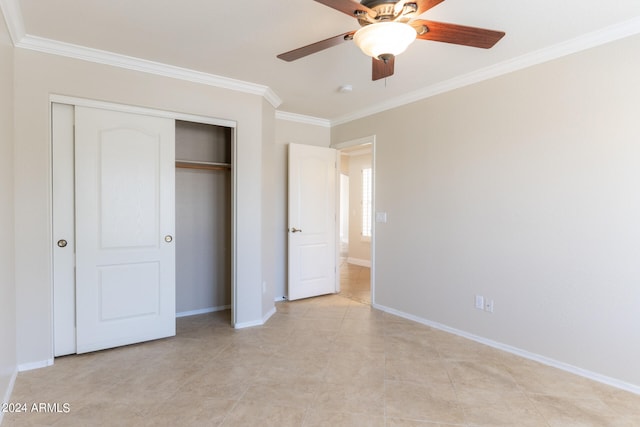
(175, 120, 232, 320)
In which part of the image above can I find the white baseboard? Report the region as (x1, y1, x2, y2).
(373, 303, 640, 395)
(234, 319, 263, 329)
(176, 305, 230, 318)
(234, 306, 277, 329)
(18, 359, 54, 372)
(347, 257, 371, 268)
(274, 296, 287, 302)
(262, 306, 277, 324)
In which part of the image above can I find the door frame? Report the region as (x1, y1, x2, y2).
(331, 135, 376, 305)
(50, 95, 239, 356)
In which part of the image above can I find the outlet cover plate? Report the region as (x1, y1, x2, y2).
(485, 299, 494, 313)
(475, 295, 484, 310)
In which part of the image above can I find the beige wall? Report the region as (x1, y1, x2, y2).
(13, 49, 271, 366)
(0, 10, 17, 407)
(274, 119, 331, 299)
(261, 98, 276, 317)
(332, 34, 640, 387)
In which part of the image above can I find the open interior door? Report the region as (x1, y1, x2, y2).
(288, 143, 337, 300)
(74, 106, 176, 353)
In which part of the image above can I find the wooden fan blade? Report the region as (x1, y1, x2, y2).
(414, 20, 505, 48)
(277, 31, 355, 62)
(413, 0, 445, 15)
(372, 56, 394, 81)
(314, 0, 375, 18)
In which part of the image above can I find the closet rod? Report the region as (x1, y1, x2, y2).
(175, 160, 231, 171)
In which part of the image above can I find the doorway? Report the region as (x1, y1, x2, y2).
(334, 136, 375, 305)
(175, 120, 232, 319)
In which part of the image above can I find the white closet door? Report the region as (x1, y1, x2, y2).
(52, 103, 77, 356)
(75, 106, 176, 354)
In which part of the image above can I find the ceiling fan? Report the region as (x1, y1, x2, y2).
(277, 0, 505, 80)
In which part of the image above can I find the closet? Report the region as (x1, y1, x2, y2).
(175, 120, 232, 318)
(52, 101, 235, 357)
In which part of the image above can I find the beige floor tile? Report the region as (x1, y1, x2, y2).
(303, 305, 349, 320)
(292, 316, 345, 332)
(138, 396, 235, 427)
(324, 356, 386, 386)
(212, 341, 275, 366)
(339, 317, 386, 336)
(385, 355, 453, 390)
(528, 394, 622, 427)
(257, 352, 329, 385)
(219, 401, 306, 427)
(332, 333, 387, 354)
(460, 395, 549, 427)
(6, 263, 640, 427)
(240, 381, 320, 409)
(339, 263, 371, 304)
(385, 419, 463, 427)
(385, 380, 466, 425)
(506, 360, 605, 399)
(303, 409, 385, 427)
(3, 407, 69, 427)
(275, 301, 310, 316)
(445, 360, 522, 405)
(52, 402, 149, 427)
(263, 312, 302, 331)
(595, 387, 640, 423)
(431, 335, 497, 363)
(312, 381, 385, 416)
(343, 304, 385, 321)
(384, 334, 441, 359)
(276, 331, 338, 356)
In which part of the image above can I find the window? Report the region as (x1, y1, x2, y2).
(362, 167, 372, 239)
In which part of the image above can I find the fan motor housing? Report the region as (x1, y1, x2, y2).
(360, 0, 400, 8)
(357, 0, 417, 26)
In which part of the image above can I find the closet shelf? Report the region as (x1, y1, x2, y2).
(175, 160, 231, 171)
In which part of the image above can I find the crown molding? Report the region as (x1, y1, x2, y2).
(13, 34, 283, 109)
(4, 0, 639, 126)
(275, 111, 331, 128)
(331, 16, 640, 126)
(0, 0, 25, 44)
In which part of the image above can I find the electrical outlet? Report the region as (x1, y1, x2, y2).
(475, 295, 484, 310)
(375, 212, 388, 223)
(485, 299, 494, 313)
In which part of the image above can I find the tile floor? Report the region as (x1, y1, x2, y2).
(339, 262, 371, 305)
(4, 265, 640, 426)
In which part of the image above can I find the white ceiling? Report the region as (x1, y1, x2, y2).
(10, 0, 640, 123)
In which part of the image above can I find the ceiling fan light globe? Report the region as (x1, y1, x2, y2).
(353, 22, 416, 59)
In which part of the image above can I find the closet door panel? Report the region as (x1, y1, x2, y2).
(75, 106, 176, 354)
(52, 103, 77, 357)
